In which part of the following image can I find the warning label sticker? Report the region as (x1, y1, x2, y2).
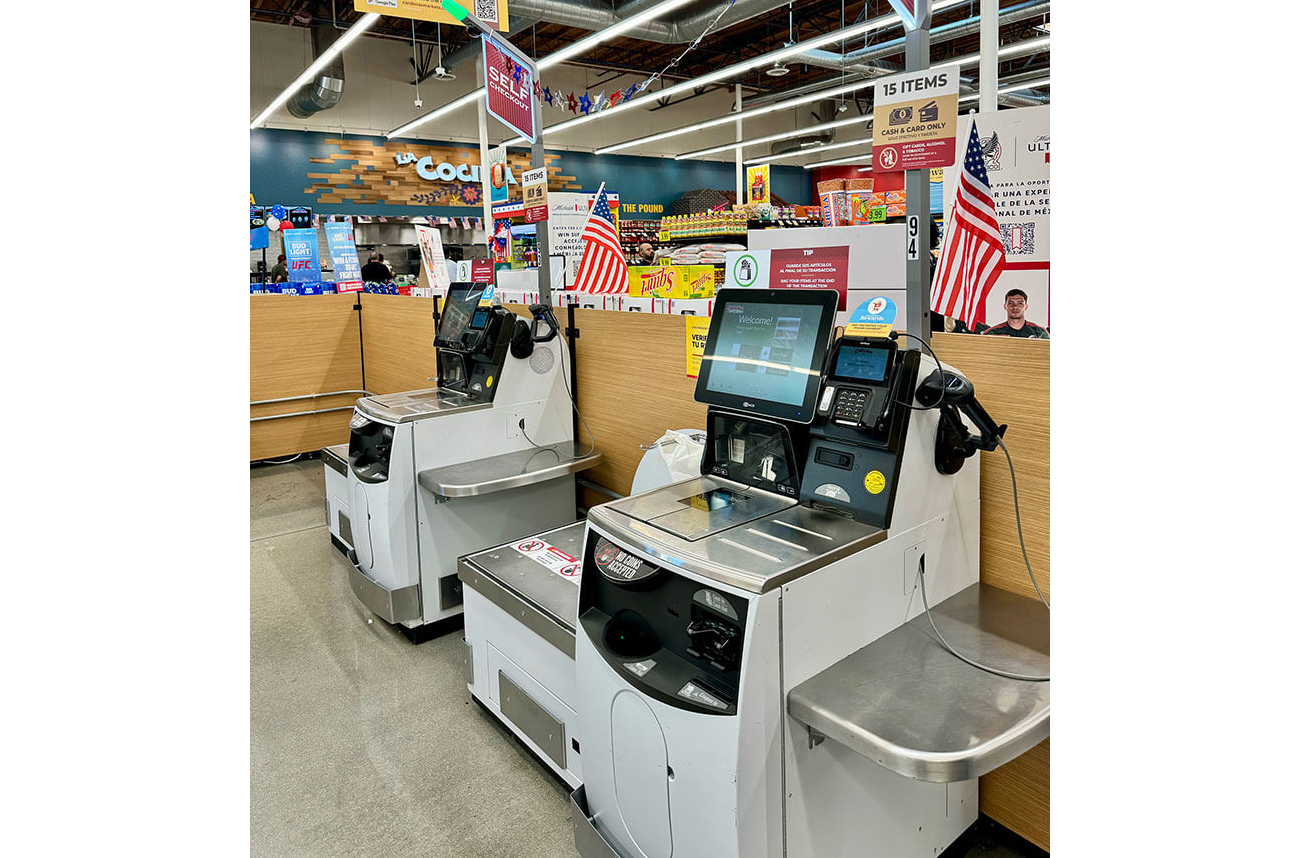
(512, 537, 582, 584)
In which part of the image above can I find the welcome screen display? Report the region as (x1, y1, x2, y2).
(438, 287, 485, 342)
(705, 301, 824, 406)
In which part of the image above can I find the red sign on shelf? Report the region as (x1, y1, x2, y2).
(470, 260, 494, 284)
(770, 246, 849, 310)
(483, 36, 536, 144)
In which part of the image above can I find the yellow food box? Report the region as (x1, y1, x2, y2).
(629, 265, 716, 298)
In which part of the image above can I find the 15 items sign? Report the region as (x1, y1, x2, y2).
(872, 62, 960, 172)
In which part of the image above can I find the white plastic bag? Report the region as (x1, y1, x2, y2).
(630, 428, 706, 494)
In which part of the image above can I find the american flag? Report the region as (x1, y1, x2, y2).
(572, 184, 627, 294)
(932, 120, 1005, 327)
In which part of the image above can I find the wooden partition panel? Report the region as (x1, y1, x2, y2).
(569, 310, 708, 497)
(358, 293, 440, 394)
(931, 332, 1050, 851)
(250, 294, 362, 461)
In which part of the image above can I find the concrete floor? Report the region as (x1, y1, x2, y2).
(251, 458, 577, 858)
(251, 457, 1045, 858)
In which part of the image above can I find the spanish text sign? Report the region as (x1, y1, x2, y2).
(483, 36, 535, 143)
(324, 222, 363, 292)
(770, 246, 849, 309)
(872, 62, 960, 172)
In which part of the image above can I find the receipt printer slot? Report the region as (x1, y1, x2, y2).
(815, 448, 854, 470)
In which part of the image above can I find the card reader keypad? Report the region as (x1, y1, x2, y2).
(834, 389, 871, 425)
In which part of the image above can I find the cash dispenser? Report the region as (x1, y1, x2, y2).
(343, 285, 601, 636)
(568, 288, 1049, 858)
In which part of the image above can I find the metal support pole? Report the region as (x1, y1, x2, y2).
(979, 0, 998, 113)
(476, 57, 493, 259)
(904, 26, 931, 347)
(734, 85, 743, 202)
(532, 87, 552, 304)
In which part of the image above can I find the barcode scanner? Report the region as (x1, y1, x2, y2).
(915, 369, 1006, 474)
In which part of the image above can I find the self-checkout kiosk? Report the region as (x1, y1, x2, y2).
(343, 286, 601, 635)
(563, 287, 1049, 857)
(453, 287, 1048, 857)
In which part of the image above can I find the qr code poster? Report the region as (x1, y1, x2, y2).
(353, 1, 509, 32)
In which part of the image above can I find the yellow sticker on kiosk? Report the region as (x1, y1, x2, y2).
(864, 470, 886, 495)
(485, 375, 494, 388)
(844, 296, 897, 339)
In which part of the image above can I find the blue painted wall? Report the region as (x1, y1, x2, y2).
(250, 128, 812, 218)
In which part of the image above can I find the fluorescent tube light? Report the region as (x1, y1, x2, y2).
(250, 13, 380, 129)
(744, 136, 873, 165)
(801, 151, 875, 169)
(594, 78, 875, 155)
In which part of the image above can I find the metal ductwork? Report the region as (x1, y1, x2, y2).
(287, 25, 345, 117)
(490, 0, 790, 44)
(763, 0, 1050, 108)
(770, 100, 841, 157)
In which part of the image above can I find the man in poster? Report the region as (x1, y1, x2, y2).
(982, 289, 1049, 339)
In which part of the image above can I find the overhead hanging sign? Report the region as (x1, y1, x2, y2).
(353, 0, 509, 31)
(872, 62, 960, 172)
(483, 34, 536, 144)
(886, 0, 931, 31)
(324, 222, 364, 292)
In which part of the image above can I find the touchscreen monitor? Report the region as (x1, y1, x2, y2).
(436, 286, 485, 345)
(694, 288, 838, 423)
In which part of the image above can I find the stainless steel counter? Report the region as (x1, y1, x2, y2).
(419, 443, 602, 498)
(356, 387, 488, 424)
(458, 521, 586, 658)
(589, 476, 887, 594)
(787, 583, 1049, 783)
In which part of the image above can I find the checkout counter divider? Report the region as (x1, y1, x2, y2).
(251, 293, 1049, 850)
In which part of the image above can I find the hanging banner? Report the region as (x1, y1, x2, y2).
(353, 0, 509, 31)
(324, 222, 364, 292)
(283, 228, 321, 285)
(770, 246, 849, 309)
(414, 225, 451, 294)
(746, 164, 770, 205)
(250, 206, 269, 250)
(872, 62, 960, 172)
(522, 166, 549, 223)
(483, 34, 536, 144)
(685, 316, 711, 379)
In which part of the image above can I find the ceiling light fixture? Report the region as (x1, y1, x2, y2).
(250, 12, 381, 129)
(745, 136, 872, 165)
(801, 150, 874, 169)
(676, 113, 874, 160)
(387, 0, 696, 139)
(594, 77, 876, 155)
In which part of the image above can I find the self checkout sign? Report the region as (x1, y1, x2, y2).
(483, 33, 536, 144)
